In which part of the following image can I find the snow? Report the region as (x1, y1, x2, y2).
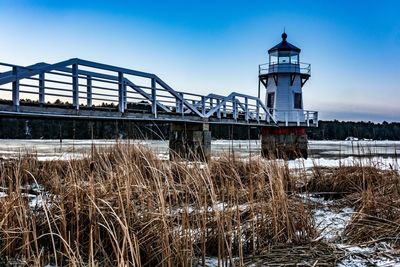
(313, 207, 354, 241)
(27, 194, 45, 209)
(300, 194, 354, 242)
(338, 242, 400, 267)
(196, 257, 219, 267)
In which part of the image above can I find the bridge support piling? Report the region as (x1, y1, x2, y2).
(169, 122, 211, 162)
(261, 127, 308, 159)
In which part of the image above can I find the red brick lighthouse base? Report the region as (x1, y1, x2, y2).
(261, 127, 308, 159)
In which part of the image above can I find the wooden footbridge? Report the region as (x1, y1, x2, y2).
(0, 57, 318, 160)
(0, 58, 317, 127)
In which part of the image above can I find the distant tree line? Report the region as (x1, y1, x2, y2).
(0, 118, 399, 141)
(307, 120, 400, 140)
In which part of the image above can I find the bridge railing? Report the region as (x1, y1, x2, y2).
(175, 91, 274, 123)
(0, 59, 276, 124)
(268, 109, 318, 127)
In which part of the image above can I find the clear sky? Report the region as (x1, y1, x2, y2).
(1, 0, 399, 122)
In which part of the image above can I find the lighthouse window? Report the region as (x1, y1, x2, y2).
(267, 92, 275, 108)
(270, 52, 278, 65)
(294, 93, 302, 109)
(279, 56, 290, 64)
(290, 55, 299, 64)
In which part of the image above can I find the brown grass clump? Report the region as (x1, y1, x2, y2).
(304, 162, 400, 247)
(306, 165, 385, 195)
(343, 167, 400, 246)
(0, 144, 314, 266)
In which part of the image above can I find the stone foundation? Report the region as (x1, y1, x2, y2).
(169, 122, 211, 162)
(261, 127, 308, 159)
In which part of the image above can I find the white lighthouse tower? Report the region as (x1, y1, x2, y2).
(259, 32, 310, 123)
(258, 32, 315, 158)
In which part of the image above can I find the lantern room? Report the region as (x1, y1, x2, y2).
(268, 32, 300, 65)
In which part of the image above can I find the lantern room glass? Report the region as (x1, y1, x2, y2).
(269, 51, 299, 65)
(290, 54, 299, 64)
(269, 52, 278, 65)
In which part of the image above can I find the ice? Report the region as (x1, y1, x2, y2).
(0, 140, 399, 164)
(289, 156, 399, 170)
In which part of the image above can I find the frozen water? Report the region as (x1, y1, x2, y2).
(289, 156, 399, 170)
(1, 139, 399, 162)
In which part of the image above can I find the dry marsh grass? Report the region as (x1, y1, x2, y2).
(0, 144, 315, 266)
(305, 162, 400, 247)
(2, 144, 399, 266)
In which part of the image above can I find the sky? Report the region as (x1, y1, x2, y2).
(0, 0, 399, 122)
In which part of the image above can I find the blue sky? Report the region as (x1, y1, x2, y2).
(1, 0, 399, 122)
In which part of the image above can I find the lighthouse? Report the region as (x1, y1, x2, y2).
(258, 32, 315, 158)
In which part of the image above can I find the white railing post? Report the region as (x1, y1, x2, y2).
(256, 99, 260, 123)
(118, 72, 125, 113)
(179, 93, 184, 115)
(223, 102, 227, 117)
(314, 112, 318, 127)
(176, 95, 181, 113)
(151, 78, 157, 118)
(306, 111, 310, 127)
(297, 111, 300, 126)
(233, 97, 237, 120)
(39, 72, 45, 105)
(216, 99, 221, 119)
(245, 97, 249, 122)
(285, 112, 288, 126)
(12, 67, 19, 111)
(86, 75, 92, 107)
(72, 64, 79, 110)
(124, 81, 127, 110)
(201, 96, 206, 116)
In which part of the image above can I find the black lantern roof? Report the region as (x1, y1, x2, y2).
(268, 32, 301, 53)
